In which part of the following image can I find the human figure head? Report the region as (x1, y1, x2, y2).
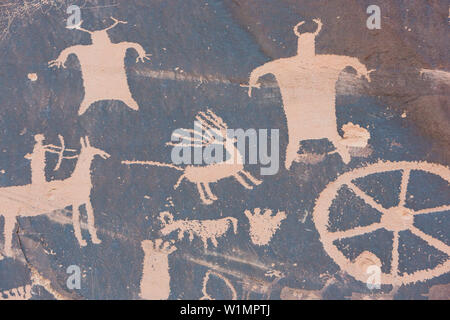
(72, 17, 127, 45)
(34, 134, 45, 144)
(293, 19, 322, 59)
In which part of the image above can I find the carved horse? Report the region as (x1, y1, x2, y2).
(0, 137, 110, 256)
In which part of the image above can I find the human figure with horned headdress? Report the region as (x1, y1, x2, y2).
(246, 19, 373, 169)
(49, 17, 151, 115)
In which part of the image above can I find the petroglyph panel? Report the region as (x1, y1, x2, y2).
(0, 0, 448, 300)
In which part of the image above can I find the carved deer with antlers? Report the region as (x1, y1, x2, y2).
(123, 109, 262, 204)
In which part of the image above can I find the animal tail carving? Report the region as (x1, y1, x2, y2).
(227, 217, 238, 234)
(122, 160, 183, 171)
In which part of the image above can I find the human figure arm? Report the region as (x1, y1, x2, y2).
(247, 62, 276, 97)
(124, 42, 151, 63)
(340, 56, 374, 82)
(48, 46, 81, 69)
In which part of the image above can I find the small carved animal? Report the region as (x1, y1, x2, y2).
(159, 212, 238, 249)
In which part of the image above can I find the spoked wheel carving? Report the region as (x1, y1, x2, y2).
(313, 161, 450, 286)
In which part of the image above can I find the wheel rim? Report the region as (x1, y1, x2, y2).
(313, 161, 450, 285)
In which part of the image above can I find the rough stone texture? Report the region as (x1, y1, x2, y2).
(0, 0, 448, 300)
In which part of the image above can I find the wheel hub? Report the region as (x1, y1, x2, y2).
(381, 207, 414, 232)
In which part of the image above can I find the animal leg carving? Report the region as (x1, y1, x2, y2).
(210, 236, 218, 247)
(197, 183, 213, 204)
(234, 173, 253, 189)
(72, 205, 87, 246)
(204, 183, 218, 200)
(201, 237, 208, 249)
(239, 170, 262, 185)
(85, 202, 101, 244)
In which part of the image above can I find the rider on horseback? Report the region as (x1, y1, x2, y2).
(25, 134, 77, 185)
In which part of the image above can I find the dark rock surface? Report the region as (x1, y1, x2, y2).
(0, 0, 448, 300)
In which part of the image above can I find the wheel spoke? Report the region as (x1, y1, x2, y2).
(330, 222, 383, 241)
(398, 168, 410, 207)
(391, 231, 400, 276)
(413, 205, 450, 215)
(409, 226, 450, 256)
(347, 182, 389, 214)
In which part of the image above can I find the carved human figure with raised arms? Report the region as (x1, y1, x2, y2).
(49, 17, 151, 115)
(247, 19, 373, 169)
